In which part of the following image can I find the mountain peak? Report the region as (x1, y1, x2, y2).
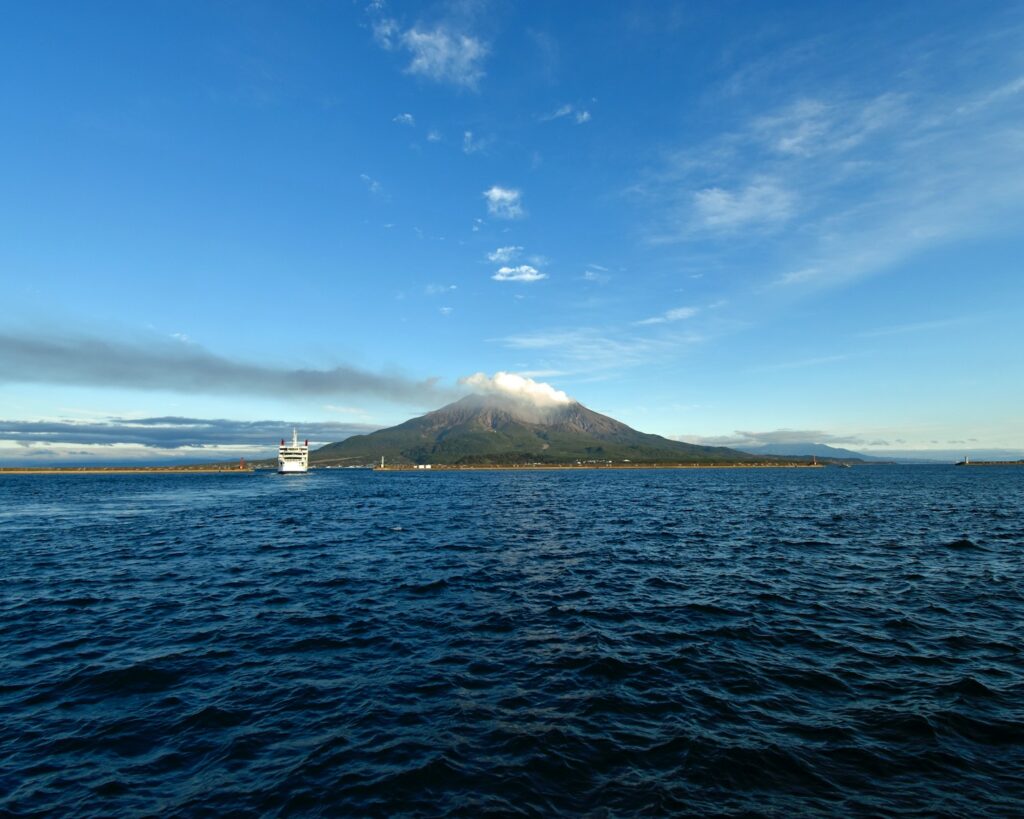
(312, 393, 752, 466)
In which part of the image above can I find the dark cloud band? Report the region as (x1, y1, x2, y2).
(0, 334, 456, 404)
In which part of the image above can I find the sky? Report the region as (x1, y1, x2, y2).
(2, 1, 1023, 463)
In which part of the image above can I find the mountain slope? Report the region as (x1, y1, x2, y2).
(312, 394, 753, 466)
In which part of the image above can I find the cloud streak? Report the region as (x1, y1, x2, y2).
(636, 306, 698, 325)
(0, 333, 455, 403)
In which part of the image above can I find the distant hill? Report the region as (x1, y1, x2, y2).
(738, 442, 884, 461)
(312, 394, 761, 466)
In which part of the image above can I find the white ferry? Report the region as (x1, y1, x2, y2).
(278, 429, 309, 474)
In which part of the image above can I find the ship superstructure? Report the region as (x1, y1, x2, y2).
(278, 429, 309, 474)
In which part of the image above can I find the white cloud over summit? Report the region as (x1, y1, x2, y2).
(461, 371, 572, 406)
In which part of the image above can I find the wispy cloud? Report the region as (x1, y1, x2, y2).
(773, 267, 820, 287)
(858, 316, 973, 337)
(691, 178, 796, 232)
(542, 103, 593, 124)
(424, 283, 457, 295)
(360, 173, 384, 196)
(0, 333, 456, 404)
(499, 326, 700, 372)
(755, 353, 856, 372)
(374, 17, 488, 89)
(487, 245, 522, 263)
(426, 129, 442, 142)
(636, 306, 698, 325)
(640, 49, 1024, 289)
(483, 186, 524, 219)
(492, 265, 546, 283)
(581, 263, 611, 283)
(392, 112, 415, 126)
(462, 130, 487, 154)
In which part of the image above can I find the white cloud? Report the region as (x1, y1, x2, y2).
(483, 186, 524, 219)
(692, 178, 796, 231)
(487, 246, 522, 263)
(576, 110, 592, 124)
(400, 25, 488, 89)
(636, 306, 699, 325)
(439, 306, 454, 316)
(393, 112, 415, 126)
(492, 265, 546, 283)
(461, 371, 571, 406)
(426, 129, 442, 142)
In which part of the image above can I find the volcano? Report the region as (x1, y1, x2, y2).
(311, 393, 751, 466)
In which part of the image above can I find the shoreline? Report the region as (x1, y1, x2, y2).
(0, 463, 830, 474)
(0, 468, 254, 475)
(371, 462, 826, 471)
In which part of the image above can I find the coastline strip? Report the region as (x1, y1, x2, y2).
(371, 463, 825, 471)
(0, 468, 255, 475)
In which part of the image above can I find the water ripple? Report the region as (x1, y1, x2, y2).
(1, 466, 1022, 815)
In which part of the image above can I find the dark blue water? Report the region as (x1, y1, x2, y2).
(1, 467, 1022, 816)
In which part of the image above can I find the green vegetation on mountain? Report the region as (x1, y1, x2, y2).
(312, 394, 762, 466)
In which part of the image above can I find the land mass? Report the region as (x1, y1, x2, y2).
(738, 442, 885, 461)
(309, 394, 840, 467)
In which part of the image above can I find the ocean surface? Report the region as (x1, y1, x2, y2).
(1, 466, 1022, 816)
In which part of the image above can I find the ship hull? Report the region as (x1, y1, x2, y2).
(278, 429, 309, 473)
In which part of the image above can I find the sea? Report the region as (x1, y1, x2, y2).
(1, 466, 1022, 816)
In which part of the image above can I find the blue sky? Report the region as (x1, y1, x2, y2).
(2, 1, 1023, 462)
